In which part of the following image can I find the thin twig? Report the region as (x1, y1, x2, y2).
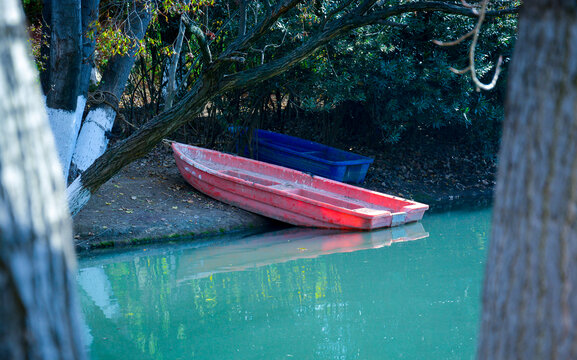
(450, 65, 472, 75)
(250, 30, 287, 64)
(433, 28, 475, 47)
(433, 0, 504, 91)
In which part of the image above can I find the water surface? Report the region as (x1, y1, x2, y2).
(77, 207, 491, 359)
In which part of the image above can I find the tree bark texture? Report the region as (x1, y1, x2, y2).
(478, 3, 577, 359)
(79, 0, 101, 95)
(0, 1, 85, 359)
(45, 0, 81, 110)
(45, 0, 83, 177)
(164, 17, 186, 110)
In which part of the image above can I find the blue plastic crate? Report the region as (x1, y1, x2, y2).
(249, 130, 373, 183)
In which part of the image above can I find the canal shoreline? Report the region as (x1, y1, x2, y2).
(73, 144, 495, 253)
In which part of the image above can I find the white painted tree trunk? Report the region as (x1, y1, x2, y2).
(70, 106, 116, 175)
(77, 267, 120, 319)
(44, 0, 82, 178)
(47, 95, 86, 177)
(67, 174, 92, 216)
(68, 2, 152, 184)
(0, 0, 85, 358)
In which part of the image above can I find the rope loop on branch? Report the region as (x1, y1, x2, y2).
(86, 90, 137, 129)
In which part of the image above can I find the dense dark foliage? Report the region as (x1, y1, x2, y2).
(212, 6, 516, 158)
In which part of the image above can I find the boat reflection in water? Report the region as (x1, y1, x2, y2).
(78, 223, 428, 357)
(176, 222, 428, 282)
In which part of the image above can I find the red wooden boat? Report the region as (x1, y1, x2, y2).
(172, 142, 428, 230)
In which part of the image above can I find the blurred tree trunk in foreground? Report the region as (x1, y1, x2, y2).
(0, 0, 85, 359)
(479, 2, 577, 359)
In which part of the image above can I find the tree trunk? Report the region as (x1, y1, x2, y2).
(67, 75, 217, 214)
(164, 17, 186, 111)
(39, 0, 51, 95)
(69, 2, 152, 181)
(80, 0, 100, 95)
(58, 0, 101, 183)
(45, 0, 82, 177)
(238, 0, 247, 37)
(0, 1, 85, 359)
(478, 3, 577, 359)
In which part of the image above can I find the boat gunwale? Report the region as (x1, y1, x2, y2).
(172, 143, 398, 220)
(172, 143, 428, 227)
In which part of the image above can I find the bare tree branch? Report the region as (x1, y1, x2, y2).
(433, 28, 475, 47)
(433, 0, 507, 91)
(323, 0, 356, 27)
(251, 30, 288, 65)
(223, 0, 301, 56)
(183, 15, 212, 67)
(176, 10, 239, 94)
(366, 0, 517, 21)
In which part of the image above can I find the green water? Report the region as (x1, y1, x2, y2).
(77, 207, 491, 360)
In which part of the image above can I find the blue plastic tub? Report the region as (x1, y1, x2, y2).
(247, 129, 373, 184)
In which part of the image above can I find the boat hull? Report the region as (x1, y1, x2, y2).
(172, 143, 428, 230)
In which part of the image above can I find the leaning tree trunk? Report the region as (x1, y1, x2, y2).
(478, 3, 577, 359)
(45, 0, 82, 177)
(69, 3, 152, 181)
(0, 0, 85, 359)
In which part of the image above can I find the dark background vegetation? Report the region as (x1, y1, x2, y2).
(97, 2, 515, 158)
(23, 0, 517, 195)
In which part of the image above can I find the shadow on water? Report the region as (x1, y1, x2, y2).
(427, 193, 493, 214)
